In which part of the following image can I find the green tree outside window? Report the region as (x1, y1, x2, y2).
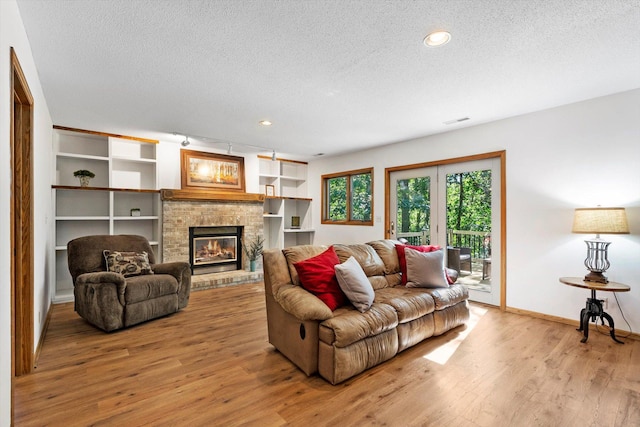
(323, 168, 373, 225)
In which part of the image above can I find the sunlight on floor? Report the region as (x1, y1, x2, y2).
(423, 303, 488, 365)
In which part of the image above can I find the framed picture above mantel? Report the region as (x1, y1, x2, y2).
(181, 149, 245, 192)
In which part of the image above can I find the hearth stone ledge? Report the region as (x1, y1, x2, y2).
(190, 269, 264, 292)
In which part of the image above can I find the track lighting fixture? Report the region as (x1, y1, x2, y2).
(172, 132, 277, 158)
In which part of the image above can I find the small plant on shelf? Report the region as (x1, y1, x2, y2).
(73, 169, 95, 178)
(73, 169, 95, 187)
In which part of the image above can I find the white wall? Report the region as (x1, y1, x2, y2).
(0, 1, 53, 424)
(308, 89, 640, 334)
(156, 141, 260, 194)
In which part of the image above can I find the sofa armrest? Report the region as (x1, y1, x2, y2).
(275, 284, 333, 321)
(152, 262, 191, 309)
(76, 272, 126, 305)
(446, 267, 459, 283)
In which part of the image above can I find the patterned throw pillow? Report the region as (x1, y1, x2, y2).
(103, 250, 154, 277)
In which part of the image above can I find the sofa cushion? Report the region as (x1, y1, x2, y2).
(104, 250, 154, 278)
(424, 284, 469, 311)
(319, 303, 398, 347)
(282, 245, 328, 287)
(319, 329, 398, 385)
(124, 274, 178, 304)
(374, 287, 436, 323)
(333, 244, 386, 278)
(404, 248, 449, 289)
(385, 273, 403, 288)
(293, 246, 347, 311)
(433, 300, 470, 335)
(335, 256, 375, 312)
(395, 243, 441, 285)
(367, 239, 401, 275)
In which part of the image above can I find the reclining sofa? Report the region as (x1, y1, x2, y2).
(262, 239, 469, 384)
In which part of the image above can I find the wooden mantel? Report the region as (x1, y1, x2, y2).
(161, 188, 265, 203)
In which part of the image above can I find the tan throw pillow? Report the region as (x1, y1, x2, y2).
(334, 256, 375, 312)
(103, 250, 154, 277)
(404, 247, 449, 288)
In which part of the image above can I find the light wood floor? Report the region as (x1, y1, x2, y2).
(15, 283, 639, 427)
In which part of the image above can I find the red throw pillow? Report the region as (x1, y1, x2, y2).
(395, 243, 441, 286)
(293, 246, 347, 311)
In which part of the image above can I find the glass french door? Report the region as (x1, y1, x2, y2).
(390, 158, 501, 306)
(389, 167, 437, 246)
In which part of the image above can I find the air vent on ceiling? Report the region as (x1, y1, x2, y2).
(443, 117, 470, 125)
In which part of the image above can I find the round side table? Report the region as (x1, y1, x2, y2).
(559, 277, 630, 344)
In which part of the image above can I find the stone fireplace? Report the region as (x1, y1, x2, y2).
(161, 189, 265, 291)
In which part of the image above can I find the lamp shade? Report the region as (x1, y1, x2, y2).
(572, 207, 629, 234)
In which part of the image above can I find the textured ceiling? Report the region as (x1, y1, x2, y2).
(16, 0, 640, 159)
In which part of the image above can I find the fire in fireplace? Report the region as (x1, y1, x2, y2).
(193, 237, 236, 266)
(189, 226, 243, 274)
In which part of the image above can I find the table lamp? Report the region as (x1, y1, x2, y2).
(572, 207, 629, 283)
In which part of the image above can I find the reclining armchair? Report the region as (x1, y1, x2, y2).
(67, 235, 191, 332)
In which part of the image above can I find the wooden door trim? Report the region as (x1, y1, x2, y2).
(384, 150, 507, 310)
(10, 46, 35, 391)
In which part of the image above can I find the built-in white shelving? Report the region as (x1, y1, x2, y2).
(258, 156, 314, 249)
(52, 126, 160, 303)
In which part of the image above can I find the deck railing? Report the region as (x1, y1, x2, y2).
(447, 230, 491, 259)
(396, 230, 431, 246)
(396, 229, 490, 259)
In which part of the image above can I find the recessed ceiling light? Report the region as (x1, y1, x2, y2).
(423, 31, 451, 47)
(259, 120, 272, 126)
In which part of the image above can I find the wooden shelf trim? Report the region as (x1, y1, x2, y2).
(161, 188, 265, 203)
(265, 196, 312, 202)
(52, 185, 160, 193)
(53, 125, 158, 144)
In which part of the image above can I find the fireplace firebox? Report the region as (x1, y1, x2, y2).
(189, 226, 243, 274)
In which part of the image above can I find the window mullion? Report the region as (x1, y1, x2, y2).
(346, 176, 352, 222)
